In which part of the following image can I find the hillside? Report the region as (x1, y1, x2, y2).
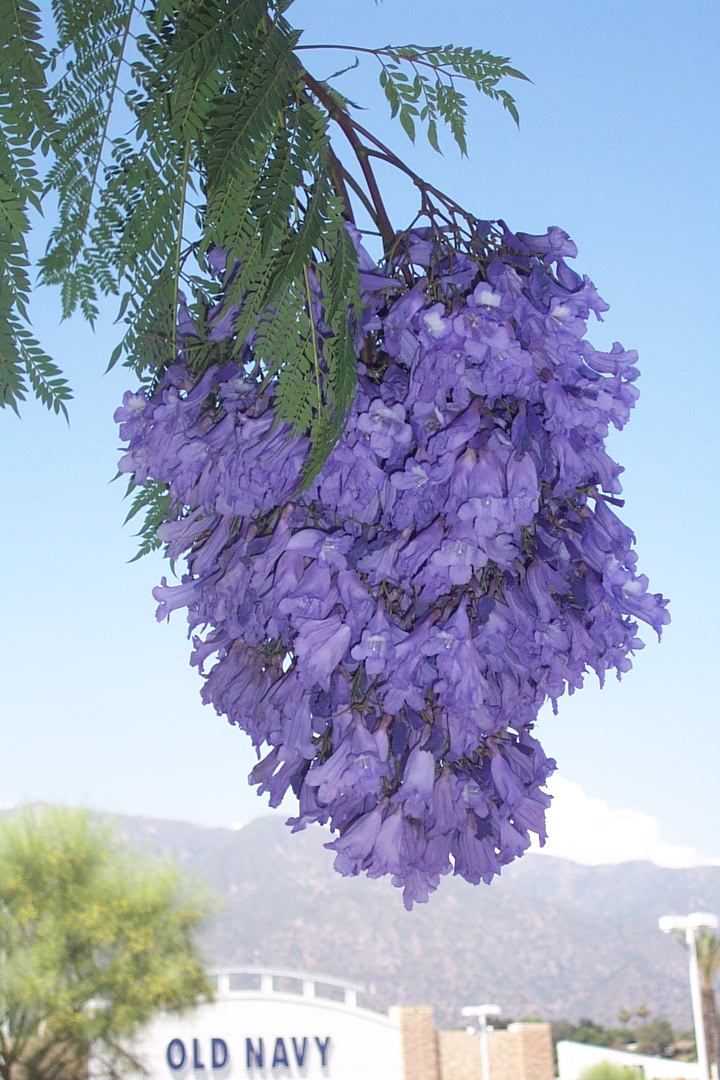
(104, 811, 719, 1029)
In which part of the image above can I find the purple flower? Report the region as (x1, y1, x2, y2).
(277, 563, 338, 621)
(326, 806, 384, 876)
(307, 712, 388, 805)
(391, 744, 436, 818)
(351, 605, 406, 677)
(451, 818, 501, 885)
(429, 535, 485, 585)
(153, 575, 203, 621)
(118, 219, 668, 906)
(515, 226, 578, 263)
(356, 400, 412, 459)
(294, 614, 352, 692)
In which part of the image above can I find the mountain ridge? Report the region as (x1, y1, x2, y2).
(88, 809, 719, 1029)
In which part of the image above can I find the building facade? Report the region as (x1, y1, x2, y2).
(124, 967, 555, 1080)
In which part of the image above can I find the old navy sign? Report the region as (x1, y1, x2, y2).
(166, 1036, 332, 1073)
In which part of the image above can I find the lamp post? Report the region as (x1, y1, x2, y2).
(462, 1004, 501, 1080)
(659, 911, 719, 1080)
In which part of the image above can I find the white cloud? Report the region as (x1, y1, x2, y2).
(531, 776, 720, 868)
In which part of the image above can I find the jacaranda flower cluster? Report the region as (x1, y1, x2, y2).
(115, 222, 669, 907)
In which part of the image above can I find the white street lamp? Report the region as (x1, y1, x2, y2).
(659, 911, 719, 1080)
(462, 1004, 501, 1080)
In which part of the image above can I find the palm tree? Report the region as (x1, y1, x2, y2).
(696, 929, 720, 1080)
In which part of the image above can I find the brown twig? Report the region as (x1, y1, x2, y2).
(327, 146, 355, 223)
(302, 70, 398, 253)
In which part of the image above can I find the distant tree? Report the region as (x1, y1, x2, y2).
(551, 1020, 578, 1044)
(607, 1006, 644, 1051)
(696, 929, 720, 1076)
(570, 1020, 612, 1048)
(0, 808, 212, 1080)
(550, 1019, 577, 1069)
(607, 1026, 635, 1051)
(634, 1017, 675, 1057)
(551, 1019, 634, 1075)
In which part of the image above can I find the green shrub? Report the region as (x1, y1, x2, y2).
(578, 1062, 644, 1080)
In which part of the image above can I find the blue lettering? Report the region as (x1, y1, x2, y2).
(192, 1040, 205, 1071)
(167, 1040, 186, 1071)
(211, 1039, 228, 1070)
(246, 1038, 264, 1069)
(291, 1038, 307, 1067)
(314, 1037, 332, 1068)
(272, 1038, 289, 1069)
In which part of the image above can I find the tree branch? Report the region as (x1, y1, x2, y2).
(301, 71, 397, 252)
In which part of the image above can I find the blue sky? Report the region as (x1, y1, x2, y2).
(2, 0, 719, 864)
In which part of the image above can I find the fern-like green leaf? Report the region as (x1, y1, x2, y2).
(123, 477, 173, 560)
(2, 0, 527, 529)
(371, 43, 527, 152)
(0, 0, 68, 414)
(40, 0, 137, 321)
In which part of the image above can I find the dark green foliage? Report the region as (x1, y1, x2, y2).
(1, 0, 527, 497)
(578, 1064, 644, 1080)
(0, 0, 71, 416)
(570, 1019, 614, 1048)
(43, 0, 194, 386)
(41, 0, 136, 323)
(32, 0, 363, 454)
(633, 1017, 677, 1057)
(553, 1015, 686, 1061)
(298, 201, 362, 485)
(373, 44, 528, 153)
(123, 477, 173, 560)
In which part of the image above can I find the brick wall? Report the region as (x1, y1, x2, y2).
(504, 1022, 555, 1080)
(391, 1007, 554, 1080)
(489, 1027, 525, 1080)
(437, 1029, 483, 1080)
(436, 1019, 554, 1080)
(390, 1006, 441, 1080)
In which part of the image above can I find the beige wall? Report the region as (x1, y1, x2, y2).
(392, 1008, 554, 1080)
(437, 1029, 482, 1080)
(390, 1005, 441, 1080)
(491, 1023, 556, 1080)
